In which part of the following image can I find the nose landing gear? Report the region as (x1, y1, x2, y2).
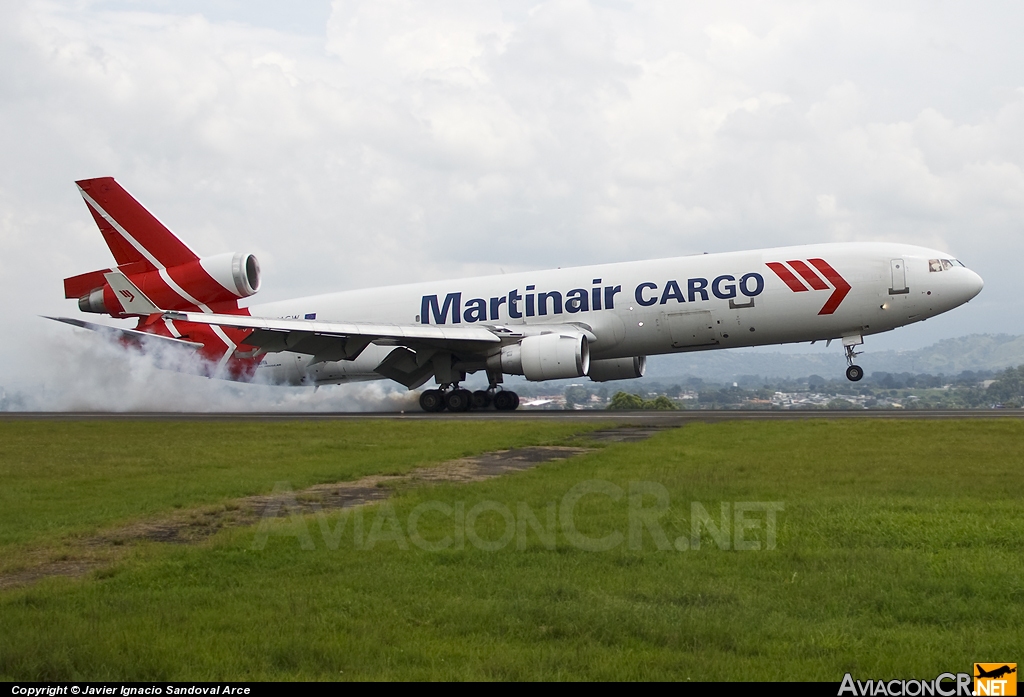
(843, 335, 864, 382)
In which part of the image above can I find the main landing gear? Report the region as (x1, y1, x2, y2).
(492, 391, 520, 411)
(418, 385, 520, 412)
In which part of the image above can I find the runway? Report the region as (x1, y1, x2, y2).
(0, 409, 1021, 424)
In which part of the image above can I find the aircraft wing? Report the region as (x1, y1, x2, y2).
(45, 316, 204, 350)
(162, 310, 504, 365)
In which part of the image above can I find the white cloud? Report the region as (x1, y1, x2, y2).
(1, 0, 1022, 404)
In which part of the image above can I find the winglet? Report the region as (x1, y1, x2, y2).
(103, 271, 161, 316)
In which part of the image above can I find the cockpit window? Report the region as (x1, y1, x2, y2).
(929, 258, 961, 272)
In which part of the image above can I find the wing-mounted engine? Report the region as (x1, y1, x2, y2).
(588, 356, 646, 382)
(487, 332, 590, 381)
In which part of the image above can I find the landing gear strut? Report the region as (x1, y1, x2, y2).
(843, 336, 864, 382)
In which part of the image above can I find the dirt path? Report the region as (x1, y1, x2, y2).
(0, 426, 665, 590)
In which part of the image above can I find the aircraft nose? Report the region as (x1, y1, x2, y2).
(962, 268, 984, 301)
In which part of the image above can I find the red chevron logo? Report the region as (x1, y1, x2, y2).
(765, 258, 851, 315)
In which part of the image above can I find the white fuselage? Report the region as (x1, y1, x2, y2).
(249, 242, 983, 386)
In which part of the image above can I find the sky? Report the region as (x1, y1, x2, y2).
(1, 0, 1022, 408)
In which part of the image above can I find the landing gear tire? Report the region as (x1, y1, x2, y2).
(843, 339, 865, 382)
(493, 391, 519, 411)
(445, 388, 473, 412)
(471, 390, 492, 409)
(419, 389, 446, 412)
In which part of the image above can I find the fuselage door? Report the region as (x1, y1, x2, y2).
(664, 310, 717, 348)
(889, 259, 909, 295)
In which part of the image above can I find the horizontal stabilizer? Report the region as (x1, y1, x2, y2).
(64, 268, 113, 300)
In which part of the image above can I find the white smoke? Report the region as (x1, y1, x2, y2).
(4, 326, 420, 412)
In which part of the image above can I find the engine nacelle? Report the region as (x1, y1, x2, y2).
(588, 356, 646, 382)
(488, 333, 590, 381)
(74, 252, 261, 314)
(78, 286, 114, 314)
(199, 252, 261, 298)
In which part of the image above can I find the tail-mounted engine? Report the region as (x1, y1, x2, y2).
(66, 252, 261, 316)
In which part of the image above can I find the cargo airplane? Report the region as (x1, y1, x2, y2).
(51, 178, 984, 411)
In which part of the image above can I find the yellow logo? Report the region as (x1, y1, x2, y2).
(974, 664, 1017, 696)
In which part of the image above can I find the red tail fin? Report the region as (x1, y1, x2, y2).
(66, 177, 260, 316)
(64, 177, 260, 374)
(75, 177, 198, 270)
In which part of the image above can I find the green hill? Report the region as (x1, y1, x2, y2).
(646, 334, 1024, 382)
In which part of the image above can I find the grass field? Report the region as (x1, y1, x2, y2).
(0, 420, 593, 554)
(0, 419, 1021, 680)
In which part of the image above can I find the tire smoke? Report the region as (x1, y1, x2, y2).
(2, 329, 418, 412)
